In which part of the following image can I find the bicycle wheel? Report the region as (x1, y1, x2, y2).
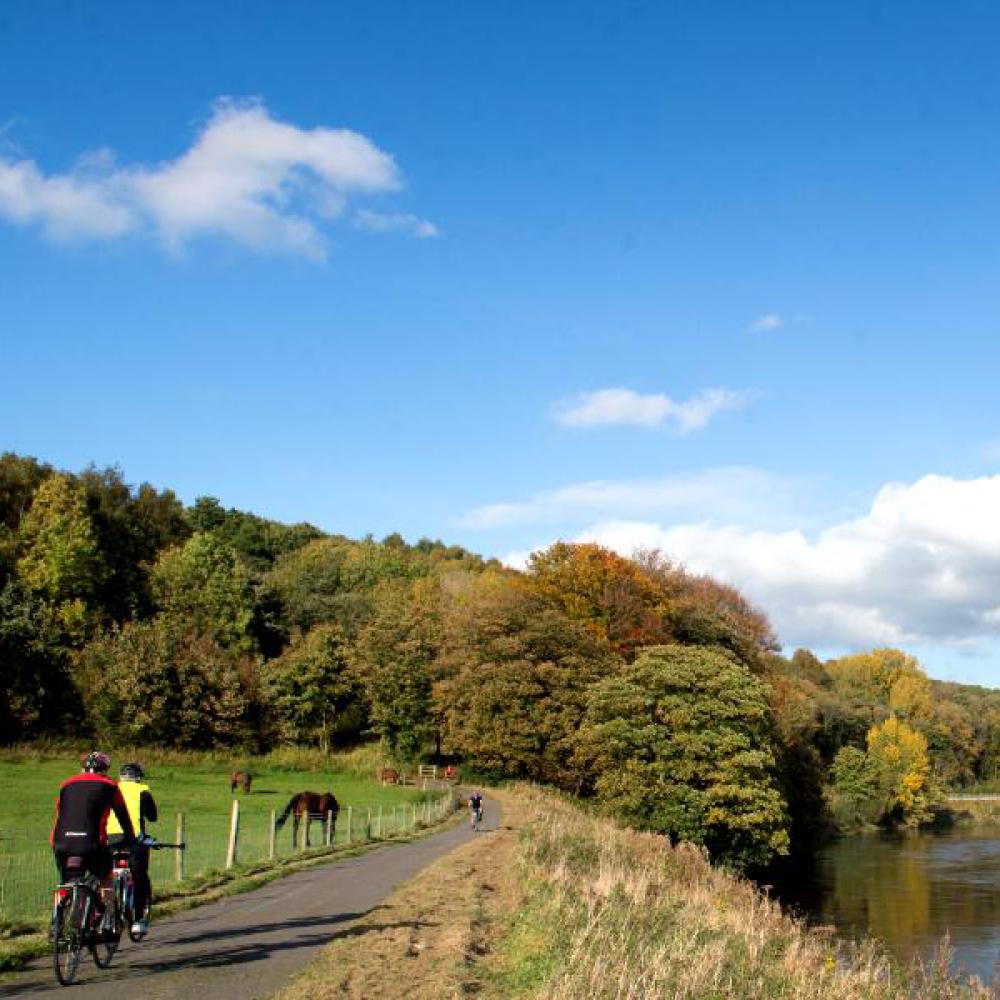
(52, 892, 83, 986)
(91, 892, 119, 968)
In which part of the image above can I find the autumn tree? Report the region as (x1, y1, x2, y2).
(77, 617, 251, 748)
(867, 716, 935, 824)
(635, 549, 778, 670)
(832, 717, 935, 828)
(438, 574, 615, 787)
(526, 542, 670, 659)
(826, 648, 926, 705)
(575, 643, 789, 868)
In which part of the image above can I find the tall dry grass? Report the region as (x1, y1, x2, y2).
(499, 787, 991, 999)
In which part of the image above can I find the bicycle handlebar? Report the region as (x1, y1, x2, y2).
(112, 837, 186, 850)
(145, 839, 185, 850)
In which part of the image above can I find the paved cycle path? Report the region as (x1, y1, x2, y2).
(1, 799, 496, 999)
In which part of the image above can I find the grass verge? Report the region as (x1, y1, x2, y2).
(488, 786, 992, 999)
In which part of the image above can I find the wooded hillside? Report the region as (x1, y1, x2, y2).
(2, 451, 997, 867)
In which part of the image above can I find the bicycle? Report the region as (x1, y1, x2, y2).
(112, 836, 185, 943)
(50, 857, 112, 986)
(470, 804, 484, 832)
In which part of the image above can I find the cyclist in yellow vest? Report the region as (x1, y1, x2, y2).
(107, 762, 158, 937)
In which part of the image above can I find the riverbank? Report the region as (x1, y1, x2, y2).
(272, 787, 993, 998)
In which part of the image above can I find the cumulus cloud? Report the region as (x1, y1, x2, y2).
(750, 312, 783, 332)
(557, 474, 1000, 650)
(552, 387, 753, 432)
(0, 99, 435, 257)
(461, 467, 786, 529)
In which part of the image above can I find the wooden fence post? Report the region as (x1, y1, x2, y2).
(175, 812, 185, 881)
(325, 809, 333, 847)
(412, 803, 417, 829)
(366, 808, 371, 840)
(346, 805, 353, 844)
(376, 805, 382, 839)
(226, 799, 240, 869)
(268, 809, 276, 860)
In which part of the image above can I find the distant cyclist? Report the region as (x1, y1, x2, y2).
(51, 752, 135, 928)
(468, 791, 484, 831)
(107, 761, 158, 937)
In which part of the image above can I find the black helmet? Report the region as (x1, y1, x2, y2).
(83, 751, 111, 774)
(119, 762, 144, 781)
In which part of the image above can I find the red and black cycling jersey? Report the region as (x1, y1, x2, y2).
(50, 773, 135, 853)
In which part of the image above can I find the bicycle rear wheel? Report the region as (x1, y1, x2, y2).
(91, 894, 120, 968)
(52, 894, 83, 986)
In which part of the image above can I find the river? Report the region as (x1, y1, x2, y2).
(773, 826, 1000, 987)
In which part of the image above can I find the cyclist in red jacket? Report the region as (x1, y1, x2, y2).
(51, 751, 135, 921)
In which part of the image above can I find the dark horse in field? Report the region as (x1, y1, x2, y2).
(275, 791, 339, 847)
(230, 771, 252, 793)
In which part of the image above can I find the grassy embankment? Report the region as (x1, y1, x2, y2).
(277, 786, 993, 1000)
(0, 744, 455, 972)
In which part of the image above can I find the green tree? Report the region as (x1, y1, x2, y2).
(0, 579, 76, 741)
(830, 745, 881, 828)
(266, 537, 416, 637)
(265, 623, 365, 751)
(187, 495, 322, 571)
(79, 466, 191, 621)
(354, 579, 441, 759)
(575, 643, 790, 869)
(0, 452, 52, 585)
(16, 473, 105, 634)
(151, 533, 255, 649)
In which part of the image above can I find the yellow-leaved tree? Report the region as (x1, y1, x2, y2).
(866, 716, 934, 826)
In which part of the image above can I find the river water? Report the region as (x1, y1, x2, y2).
(773, 827, 1000, 986)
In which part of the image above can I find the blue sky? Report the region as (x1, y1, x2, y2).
(4, 1, 1000, 683)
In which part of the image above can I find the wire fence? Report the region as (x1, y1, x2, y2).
(0, 792, 455, 926)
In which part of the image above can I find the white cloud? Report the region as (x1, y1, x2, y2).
(461, 467, 786, 529)
(353, 209, 439, 238)
(750, 312, 783, 332)
(0, 99, 434, 258)
(552, 387, 753, 432)
(552, 473, 1000, 650)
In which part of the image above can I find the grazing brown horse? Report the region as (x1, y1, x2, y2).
(378, 767, 400, 786)
(275, 791, 339, 847)
(230, 771, 252, 793)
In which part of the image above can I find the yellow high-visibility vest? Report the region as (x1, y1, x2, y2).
(107, 780, 149, 835)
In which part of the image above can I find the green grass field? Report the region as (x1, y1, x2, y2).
(0, 747, 447, 925)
